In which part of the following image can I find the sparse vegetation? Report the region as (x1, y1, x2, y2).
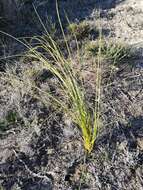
(67, 21, 91, 40)
(85, 40, 132, 64)
(0, 111, 18, 131)
(25, 3, 102, 153)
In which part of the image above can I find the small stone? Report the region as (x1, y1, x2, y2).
(137, 138, 143, 150)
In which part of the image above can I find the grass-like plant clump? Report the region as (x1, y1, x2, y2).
(24, 2, 102, 153)
(0, 111, 18, 132)
(0, 2, 104, 154)
(67, 21, 91, 40)
(1, 1, 131, 153)
(0, 2, 105, 154)
(85, 40, 131, 64)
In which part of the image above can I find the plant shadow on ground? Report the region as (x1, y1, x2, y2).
(97, 115, 143, 153)
(0, 0, 114, 69)
(0, 0, 125, 36)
